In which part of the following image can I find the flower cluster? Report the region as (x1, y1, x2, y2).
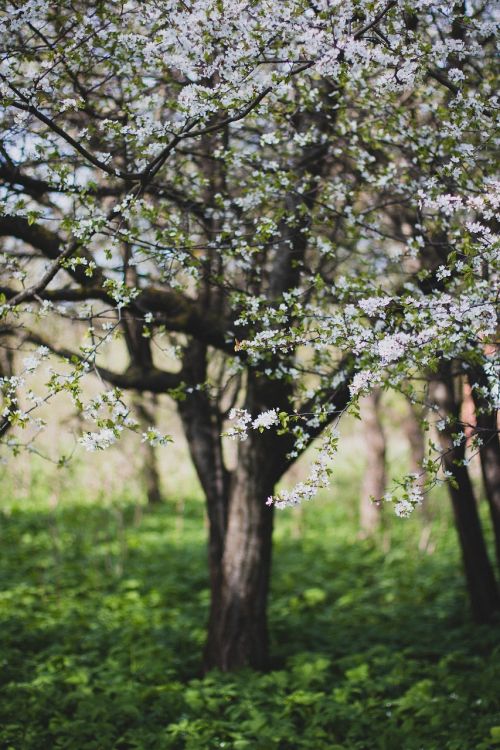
(78, 390, 139, 452)
(225, 408, 252, 441)
(267, 429, 340, 509)
(225, 408, 279, 440)
(79, 428, 117, 452)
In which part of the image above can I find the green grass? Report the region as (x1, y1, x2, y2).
(0, 475, 499, 750)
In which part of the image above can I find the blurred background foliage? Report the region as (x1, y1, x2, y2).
(1, 403, 499, 750)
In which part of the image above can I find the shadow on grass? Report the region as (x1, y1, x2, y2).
(0, 498, 499, 750)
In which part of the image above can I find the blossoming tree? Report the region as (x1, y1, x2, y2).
(1, 0, 498, 669)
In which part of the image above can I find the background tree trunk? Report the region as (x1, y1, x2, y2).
(469, 368, 500, 572)
(404, 400, 431, 521)
(404, 401, 427, 487)
(134, 395, 163, 505)
(359, 388, 385, 534)
(0, 344, 16, 438)
(477, 425, 500, 572)
(430, 375, 500, 622)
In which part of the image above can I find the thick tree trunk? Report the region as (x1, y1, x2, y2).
(178, 387, 231, 660)
(179, 347, 289, 671)
(182, 400, 278, 671)
(430, 376, 500, 622)
(359, 388, 385, 534)
(204, 433, 275, 671)
(469, 369, 500, 571)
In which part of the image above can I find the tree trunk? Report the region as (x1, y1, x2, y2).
(469, 369, 500, 571)
(359, 388, 385, 534)
(404, 401, 427, 487)
(477, 423, 500, 571)
(404, 400, 431, 521)
(430, 376, 500, 622)
(181, 397, 278, 672)
(0, 344, 16, 438)
(177, 387, 231, 667)
(204, 433, 275, 671)
(178, 347, 289, 671)
(142, 438, 162, 505)
(134, 395, 163, 505)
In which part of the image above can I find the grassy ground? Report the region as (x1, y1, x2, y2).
(1, 470, 499, 750)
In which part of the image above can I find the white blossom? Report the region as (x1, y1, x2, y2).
(252, 410, 279, 430)
(79, 429, 117, 452)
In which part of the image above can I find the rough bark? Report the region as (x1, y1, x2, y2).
(200, 365, 293, 671)
(175, 342, 232, 665)
(359, 388, 385, 534)
(178, 348, 291, 671)
(430, 375, 500, 622)
(204, 431, 276, 671)
(181, 400, 278, 671)
(179, 400, 230, 667)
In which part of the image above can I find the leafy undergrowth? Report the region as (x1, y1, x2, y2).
(0, 485, 499, 750)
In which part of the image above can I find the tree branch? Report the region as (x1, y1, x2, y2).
(0, 217, 234, 352)
(5, 327, 184, 393)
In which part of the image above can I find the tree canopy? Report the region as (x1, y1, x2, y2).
(1, 0, 499, 668)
